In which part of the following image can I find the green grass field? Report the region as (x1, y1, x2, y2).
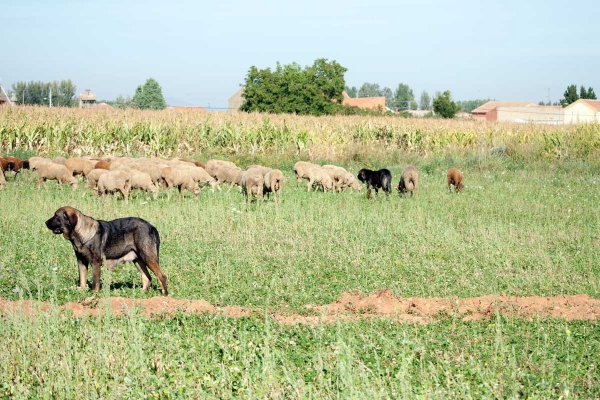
(1, 154, 599, 398)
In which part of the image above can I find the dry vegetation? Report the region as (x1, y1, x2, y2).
(2, 106, 600, 164)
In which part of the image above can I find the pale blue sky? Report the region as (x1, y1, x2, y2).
(2, 0, 598, 108)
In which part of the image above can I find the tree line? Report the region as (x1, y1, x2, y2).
(239, 59, 467, 118)
(10, 78, 167, 110)
(11, 80, 77, 107)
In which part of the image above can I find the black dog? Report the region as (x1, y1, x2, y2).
(45, 206, 168, 295)
(357, 168, 392, 199)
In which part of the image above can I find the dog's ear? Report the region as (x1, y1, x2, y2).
(63, 208, 78, 228)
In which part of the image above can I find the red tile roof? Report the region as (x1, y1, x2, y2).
(565, 99, 600, 112)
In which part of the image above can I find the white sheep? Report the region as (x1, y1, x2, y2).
(241, 167, 264, 202)
(35, 162, 78, 190)
(293, 161, 320, 187)
(97, 170, 132, 203)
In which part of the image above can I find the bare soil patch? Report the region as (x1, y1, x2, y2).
(1, 289, 599, 325)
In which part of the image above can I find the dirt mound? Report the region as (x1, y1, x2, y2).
(1, 290, 599, 325)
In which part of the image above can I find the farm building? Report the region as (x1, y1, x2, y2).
(563, 99, 600, 124)
(491, 105, 563, 124)
(471, 101, 537, 121)
(228, 87, 245, 111)
(0, 85, 13, 106)
(79, 89, 97, 108)
(341, 91, 386, 111)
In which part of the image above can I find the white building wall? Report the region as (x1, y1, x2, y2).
(563, 102, 597, 124)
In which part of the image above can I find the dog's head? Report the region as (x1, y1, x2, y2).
(357, 169, 367, 183)
(46, 206, 79, 239)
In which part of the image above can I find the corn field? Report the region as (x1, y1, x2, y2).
(1, 106, 599, 162)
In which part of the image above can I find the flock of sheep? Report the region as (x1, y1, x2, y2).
(0, 155, 288, 203)
(0, 154, 465, 201)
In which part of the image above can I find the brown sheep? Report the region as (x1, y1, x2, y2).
(35, 162, 79, 190)
(398, 166, 418, 197)
(447, 168, 464, 193)
(293, 161, 320, 187)
(241, 167, 264, 202)
(4, 156, 27, 173)
(97, 170, 131, 204)
(162, 167, 200, 199)
(263, 169, 284, 201)
(305, 166, 334, 192)
(0, 157, 12, 173)
(65, 157, 97, 177)
(94, 160, 111, 171)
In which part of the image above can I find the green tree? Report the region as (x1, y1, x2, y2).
(345, 86, 357, 98)
(455, 99, 492, 113)
(11, 81, 27, 105)
(358, 83, 382, 98)
(382, 87, 393, 109)
(240, 58, 347, 116)
(433, 90, 460, 118)
(419, 90, 431, 110)
(393, 83, 417, 110)
(586, 87, 597, 100)
(114, 95, 132, 109)
(52, 80, 77, 107)
(560, 84, 579, 107)
(11, 80, 76, 106)
(131, 78, 167, 110)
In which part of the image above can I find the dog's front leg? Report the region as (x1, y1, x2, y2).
(75, 254, 89, 290)
(92, 261, 102, 292)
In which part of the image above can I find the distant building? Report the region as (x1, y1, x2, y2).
(228, 87, 245, 111)
(492, 105, 563, 124)
(471, 101, 537, 121)
(0, 85, 13, 106)
(79, 89, 97, 108)
(341, 91, 386, 111)
(563, 99, 600, 124)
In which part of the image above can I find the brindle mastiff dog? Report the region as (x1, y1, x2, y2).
(45, 206, 168, 295)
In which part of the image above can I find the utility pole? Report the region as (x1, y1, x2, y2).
(49, 86, 52, 107)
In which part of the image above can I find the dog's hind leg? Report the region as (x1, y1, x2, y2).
(134, 259, 152, 291)
(143, 258, 168, 296)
